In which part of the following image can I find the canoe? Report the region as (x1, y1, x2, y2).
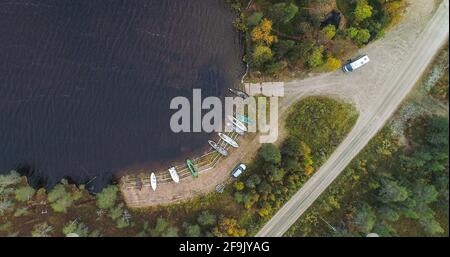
(227, 115, 247, 132)
(218, 133, 239, 148)
(208, 140, 228, 157)
(228, 88, 249, 99)
(168, 167, 180, 183)
(226, 122, 244, 135)
(237, 115, 255, 125)
(150, 172, 157, 191)
(186, 159, 199, 178)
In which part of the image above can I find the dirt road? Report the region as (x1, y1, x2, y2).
(256, 0, 449, 237)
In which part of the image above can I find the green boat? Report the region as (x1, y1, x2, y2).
(186, 159, 199, 178)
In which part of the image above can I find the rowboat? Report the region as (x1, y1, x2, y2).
(227, 115, 247, 132)
(229, 88, 249, 99)
(150, 172, 157, 191)
(226, 122, 244, 135)
(186, 159, 199, 178)
(168, 167, 180, 183)
(237, 114, 255, 125)
(218, 133, 239, 148)
(208, 140, 228, 156)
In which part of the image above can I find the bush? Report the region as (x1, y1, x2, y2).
(96, 185, 118, 209)
(15, 186, 35, 202)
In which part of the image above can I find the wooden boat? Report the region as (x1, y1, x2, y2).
(168, 167, 180, 183)
(218, 133, 239, 148)
(186, 160, 199, 178)
(150, 172, 157, 191)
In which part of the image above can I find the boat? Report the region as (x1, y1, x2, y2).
(229, 88, 250, 99)
(218, 133, 239, 148)
(168, 167, 180, 183)
(186, 160, 199, 178)
(227, 115, 247, 132)
(237, 114, 255, 125)
(226, 122, 244, 135)
(150, 172, 157, 191)
(208, 140, 228, 156)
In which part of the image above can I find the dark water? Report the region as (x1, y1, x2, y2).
(0, 0, 243, 191)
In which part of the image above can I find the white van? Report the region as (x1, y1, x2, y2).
(343, 55, 370, 73)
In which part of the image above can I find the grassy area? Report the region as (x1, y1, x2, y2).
(285, 45, 449, 238)
(0, 96, 358, 237)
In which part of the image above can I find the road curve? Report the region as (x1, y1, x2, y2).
(257, 0, 449, 237)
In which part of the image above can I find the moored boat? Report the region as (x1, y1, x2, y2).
(218, 132, 239, 148)
(228, 88, 250, 99)
(226, 122, 244, 135)
(150, 172, 157, 191)
(168, 167, 180, 183)
(227, 115, 247, 132)
(186, 159, 199, 178)
(208, 140, 228, 156)
(237, 114, 255, 125)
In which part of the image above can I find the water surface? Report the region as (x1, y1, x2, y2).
(0, 0, 243, 191)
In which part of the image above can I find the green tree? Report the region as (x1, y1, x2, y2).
(183, 222, 201, 237)
(353, 29, 371, 46)
(47, 184, 73, 213)
(377, 178, 409, 203)
(354, 0, 373, 22)
(15, 185, 35, 202)
(251, 45, 273, 69)
(197, 211, 217, 227)
(268, 3, 299, 24)
(96, 185, 118, 209)
(322, 25, 336, 40)
(259, 143, 281, 165)
(307, 46, 325, 68)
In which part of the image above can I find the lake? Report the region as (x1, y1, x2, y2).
(0, 0, 244, 191)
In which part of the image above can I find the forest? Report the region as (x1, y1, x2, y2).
(228, 0, 407, 78)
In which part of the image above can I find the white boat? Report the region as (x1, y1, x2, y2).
(208, 140, 228, 156)
(218, 133, 239, 148)
(150, 172, 157, 191)
(227, 115, 247, 132)
(168, 167, 180, 183)
(226, 122, 244, 135)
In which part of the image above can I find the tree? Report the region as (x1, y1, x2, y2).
(377, 178, 409, 203)
(354, 0, 373, 22)
(15, 185, 35, 202)
(213, 218, 246, 237)
(197, 211, 217, 227)
(322, 25, 336, 40)
(353, 29, 371, 46)
(325, 56, 342, 71)
(307, 46, 325, 68)
(259, 143, 281, 165)
(183, 222, 201, 237)
(250, 19, 277, 46)
(31, 222, 54, 237)
(251, 45, 273, 69)
(245, 174, 262, 189)
(247, 12, 263, 27)
(96, 185, 118, 209)
(268, 3, 299, 24)
(351, 203, 376, 234)
(47, 184, 73, 213)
